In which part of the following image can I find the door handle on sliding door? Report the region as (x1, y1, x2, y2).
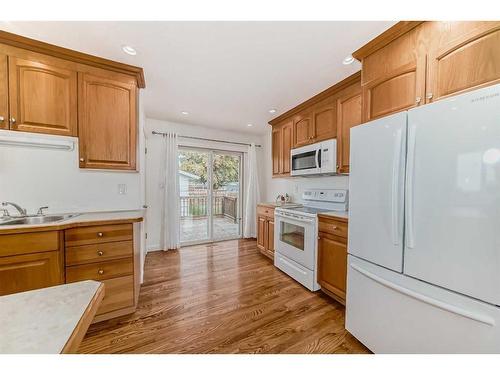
(405, 124, 417, 249)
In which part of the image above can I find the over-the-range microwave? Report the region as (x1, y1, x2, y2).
(290, 139, 337, 176)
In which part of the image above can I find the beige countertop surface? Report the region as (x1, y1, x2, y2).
(0, 280, 103, 354)
(0, 209, 144, 234)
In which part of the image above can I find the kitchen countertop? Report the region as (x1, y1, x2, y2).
(0, 280, 104, 354)
(258, 202, 300, 208)
(0, 209, 144, 235)
(318, 211, 349, 221)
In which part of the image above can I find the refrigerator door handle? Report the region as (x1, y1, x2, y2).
(405, 123, 417, 249)
(350, 262, 495, 326)
(391, 128, 403, 245)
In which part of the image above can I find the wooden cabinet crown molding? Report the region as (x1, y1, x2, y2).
(268, 71, 361, 126)
(0, 30, 145, 88)
(352, 21, 424, 61)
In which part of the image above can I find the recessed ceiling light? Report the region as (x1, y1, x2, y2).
(342, 55, 355, 65)
(181, 111, 189, 115)
(247, 123, 253, 127)
(121, 45, 137, 56)
(269, 109, 277, 114)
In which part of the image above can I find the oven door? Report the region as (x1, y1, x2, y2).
(275, 210, 316, 270)
(291, 144, 320, 176)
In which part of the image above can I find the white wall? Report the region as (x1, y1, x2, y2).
(145, 118, 265, 251)
(261, 127, 349, 204)
(0, 131, 142, 215)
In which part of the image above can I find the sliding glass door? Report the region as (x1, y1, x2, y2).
(179, 147, 242, 245)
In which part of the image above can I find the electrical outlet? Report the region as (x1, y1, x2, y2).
(118, 184, 127, 195)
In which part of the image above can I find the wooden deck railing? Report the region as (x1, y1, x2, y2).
(180, 195, 237, 222)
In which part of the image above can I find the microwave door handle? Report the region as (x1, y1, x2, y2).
(315, 148, 320, 170)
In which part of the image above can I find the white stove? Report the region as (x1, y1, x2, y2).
(274, 189, 348, 291)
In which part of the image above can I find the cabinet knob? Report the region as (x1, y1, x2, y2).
(97, 250, 104, 256)
(9, 117, 16, 125)
(415, 96, 422, 104)
(97, 232, 103, 237)
(98, 269, 104, 275)
(426, 93, 433, 100)
(0, 116, 4, 122)
(317, 236, 321, 240)
(79, 158, 85, 162)
(332, 226, 338, 230)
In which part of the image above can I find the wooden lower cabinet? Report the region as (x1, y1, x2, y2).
(0, 230, 64, 296)
(256, 204, 275, 259)
(64, 223, 137, 321)
(0, 220, 140, 322)
(317, 215, 348, 305)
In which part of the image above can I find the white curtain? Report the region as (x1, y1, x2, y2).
(243, 143, 261, 238)
(159, 132, 180, 250)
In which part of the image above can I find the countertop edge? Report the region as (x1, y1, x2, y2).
(61, 282, 105, 354)
(0, 211, 144, 235)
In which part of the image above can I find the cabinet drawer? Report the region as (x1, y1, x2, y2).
(65, 224, 133, 246)
(96, 275, 134, 315)
(0, 231, 59, 257)
(66, 258, 133, 282)
(318, 219, 348, 239)
(66, 241, 133, 266)
(257, 205, 274, 218)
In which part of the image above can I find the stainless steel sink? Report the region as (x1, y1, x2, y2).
(0, 214, 79, 226)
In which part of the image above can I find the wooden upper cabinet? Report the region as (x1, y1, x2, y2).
(312, 97, 336, 142)
(272, 126, 282, 176)
(271, 119, 293, 177)
(360, 26, 426, 122)
(293, 112, 313, 147)
(78, 72, 137, 170)
(8, 56, 78, 136)
(0, 53, 7, 130)
(281, 120, 293, 175)
(426, 23, 500, 102)
(337, 90, 362, 174)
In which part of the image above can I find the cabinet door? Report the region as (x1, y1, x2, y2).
(267, 219, 275, 253)
(257, 215, 267, 250)
(317, 233, 348, 301)
(362, 59, 426, 122)
(8, 56, 77, 136)
(293, 112, 312, 147)
(272, 126, 282, 176)
(78, 73, 137, 170)
(0, 53, 7, 130)
(337, 92, 362, 174)
(426, 25, 500, 102)
(281, 120, 293, 175)
(0, 251, 63, 296)
(312, 98, 336, 142)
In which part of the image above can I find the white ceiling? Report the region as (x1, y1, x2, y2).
(0, 21, 395, 134)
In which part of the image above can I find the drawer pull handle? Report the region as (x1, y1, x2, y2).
(97, 232, 104, 237)
(97, 250, 104, 256)
(332, 226, 338, 230)
(98, 269, 104, 275)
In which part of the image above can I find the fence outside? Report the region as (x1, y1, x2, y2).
(180, 195, 238, 222)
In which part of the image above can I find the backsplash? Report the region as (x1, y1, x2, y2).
(0, 130, 142, 215)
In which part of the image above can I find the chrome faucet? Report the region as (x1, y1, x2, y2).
(1, 202, 27, 216)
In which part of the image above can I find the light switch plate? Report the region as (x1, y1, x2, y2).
(118, 184, 127, 195)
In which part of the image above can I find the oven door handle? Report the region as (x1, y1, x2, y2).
(275, 211, 314, 223)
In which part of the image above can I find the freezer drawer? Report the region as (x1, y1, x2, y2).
(346, 255, 500, 353)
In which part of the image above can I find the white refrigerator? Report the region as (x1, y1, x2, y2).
(346, 83, 500, 353)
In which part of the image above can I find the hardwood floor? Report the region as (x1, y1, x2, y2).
(78, 239, 370, 354)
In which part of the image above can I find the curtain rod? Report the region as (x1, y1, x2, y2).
(151, 131, 262, 147)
